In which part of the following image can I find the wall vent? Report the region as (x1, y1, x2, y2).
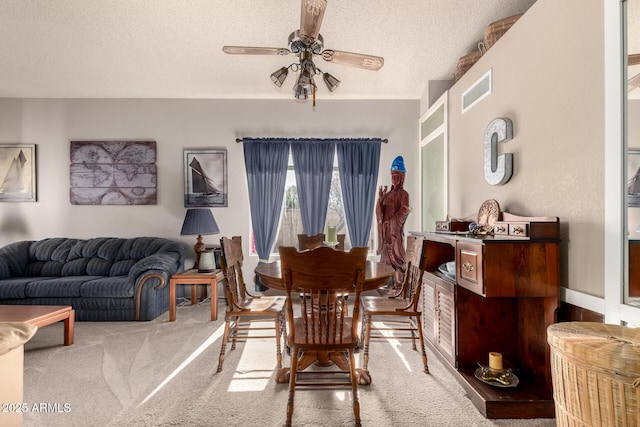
(462, 69, 492, 113)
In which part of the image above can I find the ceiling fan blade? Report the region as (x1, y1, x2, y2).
(322, 49, 384, 71)
(299, 0, 327, 40)
(222, 46, 291, 56)
(629, 72, 640, 92)
(630, 53, 640, 66)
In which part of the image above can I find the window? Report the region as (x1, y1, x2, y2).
(274, 164, 350, 253)
(249, 154, 376, 255)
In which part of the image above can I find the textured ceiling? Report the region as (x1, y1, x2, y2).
(0, 0, 540, 100)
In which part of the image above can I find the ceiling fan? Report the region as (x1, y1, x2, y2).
(222, 0, 384, 104)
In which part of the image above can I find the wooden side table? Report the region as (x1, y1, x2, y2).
(169, 269, 224, 322)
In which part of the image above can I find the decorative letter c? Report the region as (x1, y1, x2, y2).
(483, 117, 513, 185)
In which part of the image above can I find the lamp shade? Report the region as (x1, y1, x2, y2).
(270, 66, 289, 87)
(180, 208, 219, 236)
(322, 72, 340, 92)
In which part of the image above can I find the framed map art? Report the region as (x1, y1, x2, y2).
(70, 141, 157, 205)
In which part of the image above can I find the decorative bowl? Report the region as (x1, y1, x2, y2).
(445, 261, 455, 275)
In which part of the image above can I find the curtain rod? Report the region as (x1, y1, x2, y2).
(235, 138, 388, 143)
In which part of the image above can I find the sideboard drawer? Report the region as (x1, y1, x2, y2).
(493, 223, 508, 236)
(456, 242, 484, 295)
(493, 221, 529, 237)
(508, 222, 528, 237)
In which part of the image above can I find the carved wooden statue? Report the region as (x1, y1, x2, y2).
(376, 155, 410, 290)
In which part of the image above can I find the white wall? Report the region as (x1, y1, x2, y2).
(444, 0, 605, 296)
(0, 98, 419, 273)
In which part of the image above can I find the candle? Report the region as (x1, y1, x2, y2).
(489, 352, 503, 372)
(326, 226, 337, 244)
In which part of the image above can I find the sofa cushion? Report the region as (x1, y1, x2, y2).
(110, 260, 137, 277)
(96, 238, 127, 261)
(26, 238, 79, 277)
(68, 238, 119, 261)
(24, 276, 102, 298)
(86, 258, 113, 276)
(0, 277, 53, 299)
(0, 258, 10, 280)
(24, 261, 64, 277)
(29, 238, 77, 262)
(121, 237, 168, 260)
(0, 241, 34, 278)
(79, 276, 133, 298)
(61, 258, 90, 276)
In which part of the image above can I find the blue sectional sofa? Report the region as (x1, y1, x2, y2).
(0, 237, 187, 321)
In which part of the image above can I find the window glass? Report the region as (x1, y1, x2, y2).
(274, 155, 351, 252)
(250, 154, 376, 255)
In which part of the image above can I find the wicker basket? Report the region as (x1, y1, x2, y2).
(547, 322, 640, 427)
(454, 50, 483, 82)
(483, 13, 523, 52)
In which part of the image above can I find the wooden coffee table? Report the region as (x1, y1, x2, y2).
(0, 305, 74, 346)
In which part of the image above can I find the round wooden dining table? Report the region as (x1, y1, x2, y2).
(254, 260, 394, 291)
(254, 259, 394, 385)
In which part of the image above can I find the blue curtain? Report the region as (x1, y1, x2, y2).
(291, 140, 336, 235)
(336, 139, 382, 247)
(243, 138, 290, 261)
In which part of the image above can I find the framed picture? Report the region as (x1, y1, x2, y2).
(184, 148, 227, 207)
(70, 141, 157, 205)
(0, 144, 37, 202)
(629, 150, 640, 207)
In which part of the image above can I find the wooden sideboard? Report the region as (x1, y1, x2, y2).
(418, 230, 560, 419)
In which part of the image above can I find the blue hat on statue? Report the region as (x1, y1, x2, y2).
(390, 155, 406, 172)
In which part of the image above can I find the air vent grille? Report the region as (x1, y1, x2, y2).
(462, 69, 492, 113)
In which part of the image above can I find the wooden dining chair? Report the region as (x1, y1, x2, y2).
(361, 235, 429, 376)
(279, 246, 368, 427)
(297, 233, 325, 250)
(216, 236, 286, 376)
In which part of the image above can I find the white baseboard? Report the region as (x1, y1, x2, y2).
(559, 287, 605, 314)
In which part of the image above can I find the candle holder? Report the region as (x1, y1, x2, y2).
(325, 225, 337, 246)
(474, 363, 519, 388)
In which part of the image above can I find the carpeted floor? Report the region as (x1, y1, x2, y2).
(21, 301, 556, 426)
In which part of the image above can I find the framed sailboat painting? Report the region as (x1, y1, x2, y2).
(184, 148, 227, 207)
(0, 144, 36, 202)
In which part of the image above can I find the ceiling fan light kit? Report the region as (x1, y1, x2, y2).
(293, 60, 318, 101)
(322, 72, 340, 92)
(270, 67, 289, 87)
(223, 0, 383, 104)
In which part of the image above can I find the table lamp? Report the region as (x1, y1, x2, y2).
(180, 208, 219, 272)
